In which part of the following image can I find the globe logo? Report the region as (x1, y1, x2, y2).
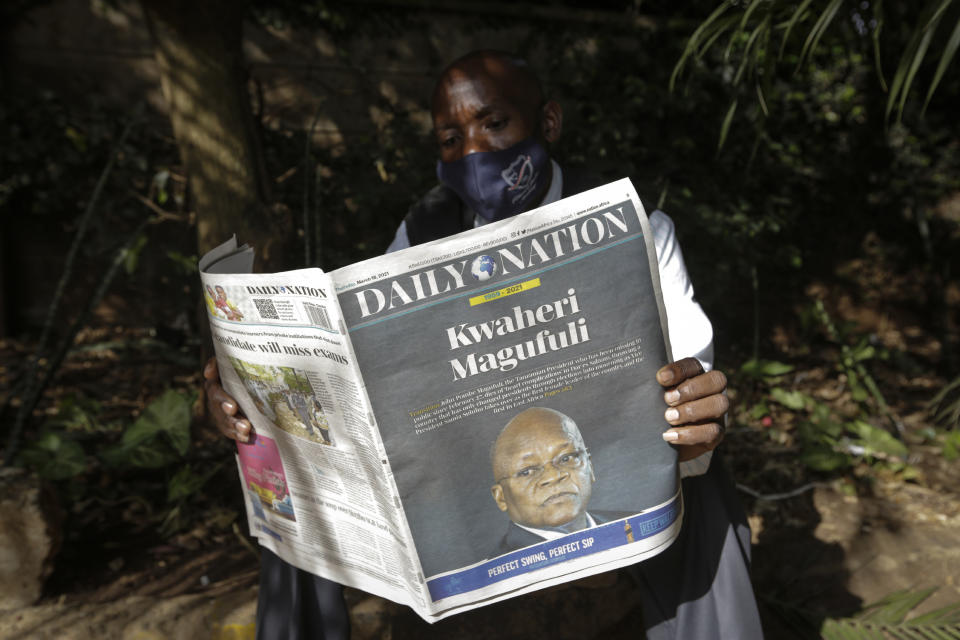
(470, 255, 497, 282)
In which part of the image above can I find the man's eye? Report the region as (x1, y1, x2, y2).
(515, 467, 537, 478)
(485, 117, 507, 131)
(439, 134, 460, 148)
(559, 452, 581, 466)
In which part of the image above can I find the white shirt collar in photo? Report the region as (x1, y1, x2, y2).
(513, 510, 597, 542)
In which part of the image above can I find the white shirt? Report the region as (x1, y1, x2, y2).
(387, 163, 714, 476)
(514, 512, 599, 542)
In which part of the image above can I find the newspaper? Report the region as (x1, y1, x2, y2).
(199, 179, 681, 621)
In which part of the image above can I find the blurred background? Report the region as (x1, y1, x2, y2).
(1, 0, 958, 637)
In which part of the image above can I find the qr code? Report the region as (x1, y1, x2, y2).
(302, 302, 332, 330)
(253, 298, 279, 320)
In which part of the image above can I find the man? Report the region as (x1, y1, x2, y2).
(490, 407, 632, 554)
(205, 50, 761, 639)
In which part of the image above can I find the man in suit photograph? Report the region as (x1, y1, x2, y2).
(491, 406, 631, 554)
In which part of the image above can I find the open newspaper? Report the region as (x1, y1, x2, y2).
(199, 178, 681, 621)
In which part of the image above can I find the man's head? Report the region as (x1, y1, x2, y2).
(490, 407, 594, 531)
(432, 51, 563, 221)
(432, 50, 561, 162)
(215, 285, 226, 300)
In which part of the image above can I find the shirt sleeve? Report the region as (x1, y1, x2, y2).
(386, 220, 412, 254)
(650, 209, 715, 477)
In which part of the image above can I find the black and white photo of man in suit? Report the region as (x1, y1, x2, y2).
(490, 407, 632, 555)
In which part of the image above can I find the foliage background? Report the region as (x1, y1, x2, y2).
(1, 0, 959, 635)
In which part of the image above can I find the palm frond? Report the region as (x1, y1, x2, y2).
(670, 0, 735, 91)
(821, 588, 960, 640)
(796, 0, 845, 71)
(872, 0, 888, 92)
(733, 16, 772, 86)
(886, 0, 955, 124)
(779, 0, 816, 59)
(717, 98, 739, 152)
(921, 14, 960, 115)
(929, 374, 960, 429)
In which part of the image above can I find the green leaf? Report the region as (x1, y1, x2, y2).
(166, 250, 198, 276)
(749, 402, 770, 419)
(125, 389, 192, 454)
(724, 0, 764, 63)
(886, 0, 954, 123)
(717, 98, 738, 152)
(848, 420, 908, 459)
(671, 0, 734, 91)
(755, 80, 769, 118)
(733, 16, 771, 87)
(778, 0, 815, 59)
(101, 389, 194, 468)
(123, 233, 148, 275)
(19, 432, 87, 480)
(849, 341, 876, 362)
(942, 430, 960, 460)
(741, 359, 794, 379)
(822, 587, 960, 638)
(770, 387, 808, 410)
(167, 465, 205, 503)
(859, 588, 936, 624)
(110, 447, 180, 469)
(796, 0, 844, 71)
(800, 413, 844, 440)
(64, 126, 88, 153)
(871, 2, 888, 91)
(922, 15, 960, 115)
(698, 15, 742, 60)
(800, 448, 850, 472)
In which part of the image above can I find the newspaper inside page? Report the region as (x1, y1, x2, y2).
(332, 178, 680, 620)
(198, 259, 429, 610)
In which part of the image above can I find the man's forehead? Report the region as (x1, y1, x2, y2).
(432, 54, 541, 123)
(495, 411, 582, 463)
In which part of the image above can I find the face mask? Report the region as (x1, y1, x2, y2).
(436, 136, 551, 222)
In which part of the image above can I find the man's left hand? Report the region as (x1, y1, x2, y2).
(657, 357, 728, 462)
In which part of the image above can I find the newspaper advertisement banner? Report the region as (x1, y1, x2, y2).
(333, 178, 680, 614)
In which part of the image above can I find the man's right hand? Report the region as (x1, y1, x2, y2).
(204, 357, 252, 443)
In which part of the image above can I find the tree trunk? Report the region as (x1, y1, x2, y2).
(141, 0, 289, 266)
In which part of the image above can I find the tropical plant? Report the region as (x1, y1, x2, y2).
(821, 587, 960, 639)
(671, 0, 960, 148)
(930, 375, 960, 430)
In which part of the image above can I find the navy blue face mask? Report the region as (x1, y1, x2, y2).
(436, 137, 551, 222)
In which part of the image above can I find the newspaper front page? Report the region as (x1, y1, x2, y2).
(200, 179, 681, 621)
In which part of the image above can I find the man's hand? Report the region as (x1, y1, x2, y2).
(203, 357, 253, 443)
(657, 357, 728, 462)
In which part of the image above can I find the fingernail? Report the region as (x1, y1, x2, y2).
(658, 369, 675, 385)
(662, 430, 679, 442)
(665, 408, 679, 422)
(221, 401, 235, 413)
(664, 389, 680, 404)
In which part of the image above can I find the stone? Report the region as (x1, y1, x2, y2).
(0, 468, 63, 611)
